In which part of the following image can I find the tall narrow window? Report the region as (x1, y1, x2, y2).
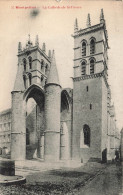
(45, 63, 48, 73)
(81, 61, 86, 76)
(90, 103, 92, 110)
(86, 86, 88, 92)
(41, 76, 43, 82)
(29, 57, 32, 69)
(90, 59, 95, 74)
(23, 75, 26, 88)
(82, 42, 86, 56)
(41, 59, 44, 70)
(41, 76, 43, 87)
(90, 39, 95, 55)
(29, 74, 32, 86)
(45, 64, 48, 70)
(23, 59, 26, 71)
(26, 128, 30, 145)
(83, 124, 90, 146)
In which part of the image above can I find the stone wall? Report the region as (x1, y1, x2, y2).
(72, 77, 103, 162)
(101, 78, 108, 157)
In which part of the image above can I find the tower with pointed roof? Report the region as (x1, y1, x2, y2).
(11, 35, 64, 162)
(72, 9, 109, 162)
(11, 35, 52, 160)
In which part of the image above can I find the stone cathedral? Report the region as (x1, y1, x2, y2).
(9, 10, 119, 163)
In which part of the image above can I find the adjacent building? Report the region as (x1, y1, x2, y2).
(0, 109, 11, 156)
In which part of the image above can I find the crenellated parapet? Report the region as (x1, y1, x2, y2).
(72, 10, 108, 49)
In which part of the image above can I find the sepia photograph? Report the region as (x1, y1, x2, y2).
(0, 0, 123, 194)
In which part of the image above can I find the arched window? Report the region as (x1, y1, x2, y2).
(26, 128, 30, 145)
(41, 59, 44, 70)
(90, 59, 95, 74)
(23, 59, 26, 71)
(90, 39, 95, 55)
(41, 75, 43, 82)
(83, 124, 90, 146)
(29, 74, 32, 86)
(29, 57, 32, 69)
(45, 64, 48, 71)
(81, 61, 86, 76)
(82, 42, 86, 56)
(23, 75, 26, 88)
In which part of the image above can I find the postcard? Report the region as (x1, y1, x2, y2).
(0, 0, 122, 194)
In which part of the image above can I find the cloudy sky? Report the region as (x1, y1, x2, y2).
(0, 1, 123, 130)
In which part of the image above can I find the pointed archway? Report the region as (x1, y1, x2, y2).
(11, 83, 45, 160)
(24, 84, 45, 160)
(60, 89, 72, 160)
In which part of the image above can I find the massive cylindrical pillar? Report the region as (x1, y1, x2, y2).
(11, 91, 26, 160)
(44, 84, 61, 162)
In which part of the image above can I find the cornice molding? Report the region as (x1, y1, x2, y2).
(23, 69, 47, 79)
(72, 23, 104, 38)
(73, 52, 104, 61)
(73, 72, 104, 81)
(73, 71, 109, 88)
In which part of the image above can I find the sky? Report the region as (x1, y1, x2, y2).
(0, 1, 123, 130)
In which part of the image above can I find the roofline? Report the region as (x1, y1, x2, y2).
(17, 46, 51, 63)
(72, 22, 109, 49)
(0, 108, 11, 115)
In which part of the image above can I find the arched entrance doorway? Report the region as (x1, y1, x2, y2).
(24, 84, 45, 160)
(11, 83, 45, 160)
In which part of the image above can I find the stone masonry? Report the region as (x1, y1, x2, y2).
(0, 9, 120, 163)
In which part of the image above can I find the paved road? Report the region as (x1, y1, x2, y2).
(78, 163, 122, 195)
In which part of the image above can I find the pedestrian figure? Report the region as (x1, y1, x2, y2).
(115, 150, 119, 162)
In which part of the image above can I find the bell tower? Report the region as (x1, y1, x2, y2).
(72, 9, 109, 162)
(11, 35, 52, 160)
(17, 35, 51, 89)
(73, 9, 108, 80)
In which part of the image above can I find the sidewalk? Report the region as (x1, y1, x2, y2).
(15, 159, 82, 177)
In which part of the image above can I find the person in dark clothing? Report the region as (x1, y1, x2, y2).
(115, 150, 119, 161)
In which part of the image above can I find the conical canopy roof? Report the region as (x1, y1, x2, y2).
(13, 63, 25, 91)
(46, 50, 60, 86)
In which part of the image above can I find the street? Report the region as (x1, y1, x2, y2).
(77, 163, 122, 195)
(0, 162, 122, 195)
